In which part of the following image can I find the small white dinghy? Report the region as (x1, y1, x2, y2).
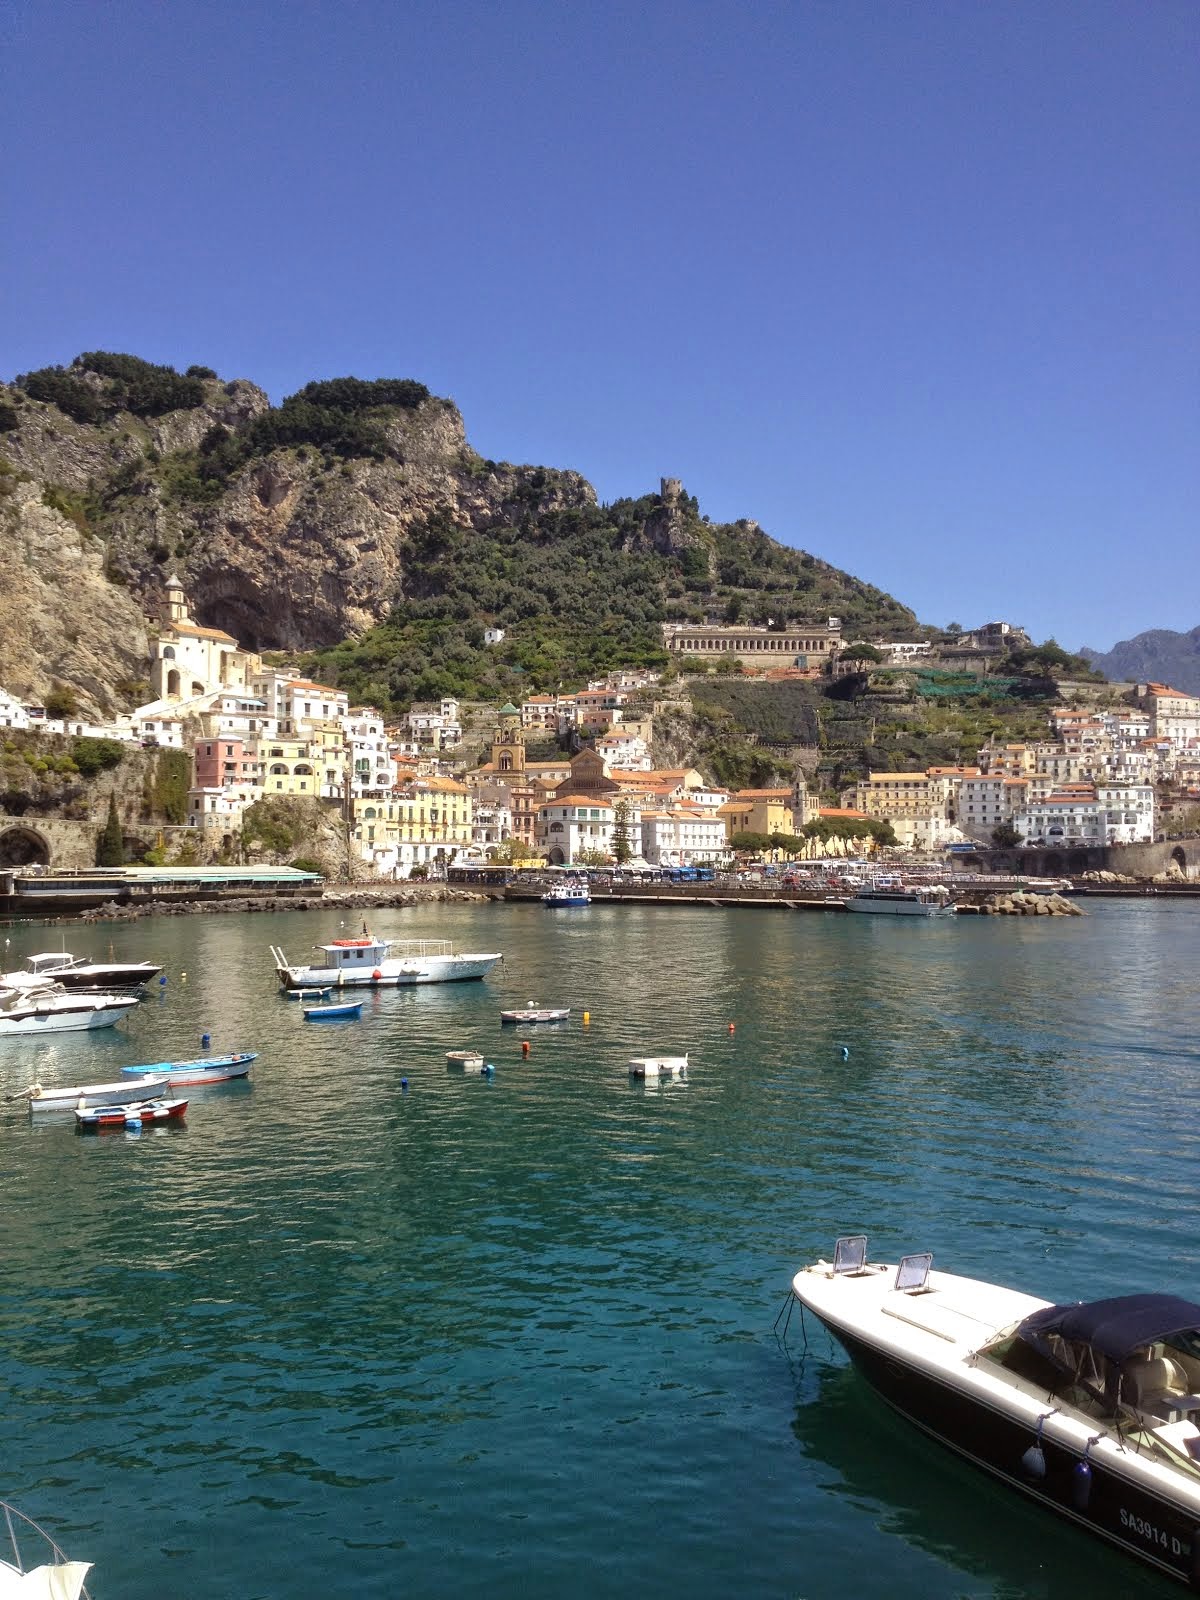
(446, 1050, 485, 1070)
(628, 1053, 689, 1079)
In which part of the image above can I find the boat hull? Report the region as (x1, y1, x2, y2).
(808, 1307, 1200, 1586)
(0, 999, 139, 1035)
(28, 1076, 171, 1115)
(844, 899, 957, 917)
(121, 1053, 256, 1087)
(282, 954, 501, 988)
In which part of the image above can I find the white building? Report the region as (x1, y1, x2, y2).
(186, 785, 261, 832)
(483, 627, 506, 645)
(152, 576, 254, 702)
(955, 775, 1029, 838)
(595, 731, 651, 770)
(0, 690, 30, 729)
(1014, 782, 1155, 847)
(640, 805, 729, 866)
(344, 709, 396, 798)
(536, 794, 639, 866)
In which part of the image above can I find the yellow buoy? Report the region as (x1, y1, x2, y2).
(582, 1011, 590, 1025)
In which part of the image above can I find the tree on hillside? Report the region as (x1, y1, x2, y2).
(96, 795, 124, 866)
(991, 821, 1022, 848)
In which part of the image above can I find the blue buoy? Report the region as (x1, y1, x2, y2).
(400, 1078, 409, 1092)
(201, 1032, 210, 1049)
(483, 1063, 495, 1076)
(159, 975, 168, 986)
(841, 1045, 850, 1060)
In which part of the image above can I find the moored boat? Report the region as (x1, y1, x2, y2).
(303, 1000, 363, 1020)
(22, 1075, 171, 1117)
(845, 884, 956, 917)
(76, 1097, 188, 1131)
(0, 949, 163, 991)
(628, 1053, 688, 1078)
(499, 1006, 570, 1024)
(790, 1235, 1200, 1587)
(542, 875, 591, 907)
(0, 983, 140, 1036)
(119, 1052, 256, 1086)
(446, 1049, 485, 1069)
(270, 935, 502, 989)
(0, 1497, 92, 1598)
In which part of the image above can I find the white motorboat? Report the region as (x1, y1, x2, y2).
(0, 1498, 92, 1598)
(844, 884, 956, 917)
(270, 935, 501, 989)
(789, 1235, 1200, 1587)
(22, 1076, 171, 1117)
(1, 950, 162, 990)
(0, 983, 140, 1036)
(628, 1053, 688, 1079)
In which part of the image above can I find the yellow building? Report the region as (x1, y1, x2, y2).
(260, 736, 325, 799)
(718, 788, 797, 841)
(853, 772, 935, 818)
(353, 777, 474, 878)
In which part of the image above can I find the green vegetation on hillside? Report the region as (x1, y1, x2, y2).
(17, 352, 206, 421)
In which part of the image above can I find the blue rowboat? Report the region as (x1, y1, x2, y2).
(303, 1001, 363, 1021)
(120, 1052, 257, 1086)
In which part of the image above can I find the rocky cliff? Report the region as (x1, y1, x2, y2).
(0, 353, 918, 713)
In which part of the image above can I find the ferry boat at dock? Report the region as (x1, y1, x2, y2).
(270, 934, 502, 990)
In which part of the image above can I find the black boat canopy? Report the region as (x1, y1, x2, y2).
(1018, 1294, 1200, 1365)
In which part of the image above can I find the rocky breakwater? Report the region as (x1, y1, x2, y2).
(982, 889, 1084, 917)
(79, 882, 490, 922)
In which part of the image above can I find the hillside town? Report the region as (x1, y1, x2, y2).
(1, 578, 1197, 877)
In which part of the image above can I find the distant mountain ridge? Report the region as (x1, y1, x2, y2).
(1080, 626, 1200, 695)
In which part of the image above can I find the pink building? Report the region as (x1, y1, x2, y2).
(194, 736, 259, 789)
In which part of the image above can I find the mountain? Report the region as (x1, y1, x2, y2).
(1080, 627, 1200, 695)
(0, 352, 918, 715)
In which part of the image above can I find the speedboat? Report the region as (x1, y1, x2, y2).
(790, 1236, 1200, 1587)
(119, 1052, 256, 1086)
(270, 935, 501, 989)
(844, 884, 956, 917)
(0, 983, 140, 1036)
(2, 950, 162, 989)
(0, 1497, 92, 1598)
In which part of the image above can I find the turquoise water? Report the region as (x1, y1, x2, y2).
(1, 900, 1197, 1598)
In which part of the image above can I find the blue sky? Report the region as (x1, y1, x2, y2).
(5, 0, 1196, 651)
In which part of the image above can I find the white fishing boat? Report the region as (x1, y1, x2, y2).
(844, 884, 956, 917)
(789, 1235, 1200, 1588)
(499, 1006, 570, 1024)
(0, 950, 162, 991)
(0, 1497, 92, 1598)
(22, 1076, 171, 1117)
(0, 983, 140, 1036)
(270, 935, 501, 989)
(628, 1053, 688, 1079)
